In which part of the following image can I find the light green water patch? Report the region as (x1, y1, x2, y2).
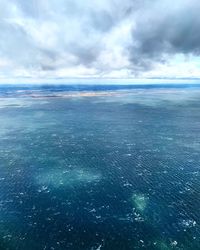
(35, 168, 101, 189)
(182, 142, 200, 152)
(93, 89, 200, 107)
(156, 240, 179, 250)
(131, 193, 149, 212)
(157, 242, 172, 250)
(154, 240, 180, 250)
(0, 98, 48, 109)
(0, 110, 56, 138)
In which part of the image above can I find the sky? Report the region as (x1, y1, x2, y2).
(0, 0, 200, 84)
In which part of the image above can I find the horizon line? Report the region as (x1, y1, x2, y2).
(0, 77, 200, 85)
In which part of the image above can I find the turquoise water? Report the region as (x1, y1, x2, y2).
(0, 87, 200, 249)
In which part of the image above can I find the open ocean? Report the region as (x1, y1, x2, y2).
(0, 84, 200, 249)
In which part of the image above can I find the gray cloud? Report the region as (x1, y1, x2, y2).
(130, 0, 200, 70)
(0, 0, 200, 81)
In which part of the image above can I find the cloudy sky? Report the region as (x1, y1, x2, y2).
(0, 0, 200, 83)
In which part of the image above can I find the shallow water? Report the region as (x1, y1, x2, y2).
(0, 87, 200, 249)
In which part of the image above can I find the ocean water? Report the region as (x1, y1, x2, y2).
(0, 85, 200, 250)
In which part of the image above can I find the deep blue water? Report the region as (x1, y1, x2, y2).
(0, 85, 200, 249)
(0, 83, 200, 97)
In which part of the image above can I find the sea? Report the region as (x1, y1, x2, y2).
(0, 84, 200, 250)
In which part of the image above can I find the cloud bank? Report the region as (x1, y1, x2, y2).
(0, 0, 200, 82)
